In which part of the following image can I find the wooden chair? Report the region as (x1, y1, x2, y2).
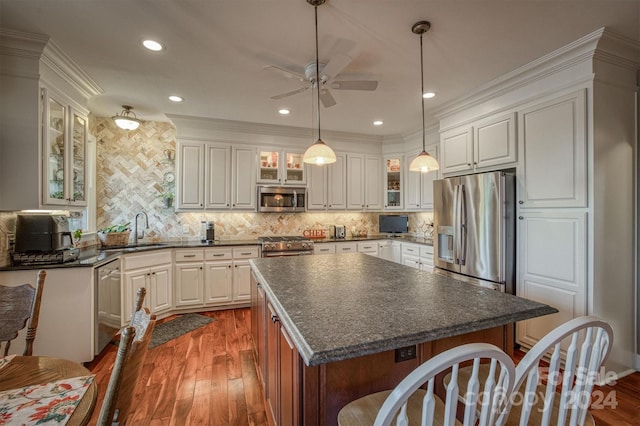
(337, 343, 516, 426)
(0, 270, 46, 356)
(448, 316, 613, 426)
(97, 289, 156, 426)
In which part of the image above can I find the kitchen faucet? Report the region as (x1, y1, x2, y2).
(134, 211, 149, 244)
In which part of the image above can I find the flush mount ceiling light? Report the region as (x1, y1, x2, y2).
(278, 109, 291, 115)
(302, 0, 336, 166)
(142, 39, 164, 52)
(373, 120, 383, 126)
(112, 105, 142, 130)
(409, 21, 439, 174)
(423, 92, 436, 99)
(168, 95, 183, 102)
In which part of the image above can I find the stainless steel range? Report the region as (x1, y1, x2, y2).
(259, 236, 314, 257)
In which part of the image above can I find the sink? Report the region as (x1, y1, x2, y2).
(101, 243, 171, 252)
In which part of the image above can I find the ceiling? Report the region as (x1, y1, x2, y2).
(1, 1, 639, 137)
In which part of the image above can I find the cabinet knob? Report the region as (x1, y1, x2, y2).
(271, 314, 279, 323)
(228, 265, 232, 268)
(467, 163, 471, 166)
(328, 205, 331, 207)
(473, 162, 477, 165)
(232, 204, 235, 207)
(519, 216, 524, 220)
(518, 200, 524, 204)
(227, 203, 230, 207)
(199, 267, 203, 270)
(200, 204, 203, 207)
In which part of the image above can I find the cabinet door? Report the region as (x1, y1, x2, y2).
(474, 112, 516, 169)
(150, 265, 172, 314)
(266, 303, 279, 425)
(365, 156, 383, 210)
(346, 154, 365, 210)
(420, 146, 438, 209)
(306, 164, 327, 210)
(405, 161, 421, 210)
(68, 107, 87, 206)
(441, 126, 473, 174)
(233, 259, 252, 301)
(357, 241, 378, 256)
(206, 145, 231, 209)
(402, 254, 421, 269)
(384, 156, 403, 210)
(178, 142, 204, 209)
(327, 154, 346, 210)
(335, 242, 357, 253)
(42, 89, 68, 206)
(175, 262, 205, 307)
(258, 150, 281, 184)
(123, 270, 148, 322)
(232, 146, 257, 210)
(516, 211, 586, 349)
(313, 243, 336, 255)
(283, 151, 305, 185)
(279, 324, 300, 426)
(204, 261, 233, 304)
(518, 90, 586, 208)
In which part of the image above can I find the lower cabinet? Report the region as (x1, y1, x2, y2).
(378, 240, 401, 263)
(175, 249, 205, 307)
(357, 241, 379, 256)
(401, 242, 434, 272)
(122, 250, 173, 320)
(313, 243, 336, 255)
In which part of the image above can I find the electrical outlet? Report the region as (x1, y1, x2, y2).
(182, 224, 190, 234)
(7, 234, 15, 251)
(395, 345, 417, 362)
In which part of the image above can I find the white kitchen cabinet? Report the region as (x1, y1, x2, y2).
(440, 112, 516, 175)
(378, 240, 401, 263)
(357, 241, 378, 256)
(384, 156, 403, 210)
(335, 242, 358, 253)
(314, 243, 336, 255)
(516, 211, 586, 349)
(405, 146, 438, 210)
(232, 146, 257, 210)
(232, 247, 260, 302)
(401, 242, 434, 272)
(419, 245, 434, 272)
(174, 249, 205, 307)
(41, 86, 88, 207)
(204, 248, 234, 305)
(177, 142, 205, 209)
(257, 150, 306, 185)
(206, 145, 231, 209)
(122, 250, 173, 320)
(517, 90, 586, 208)
(307, 154, 346, 211)
(346, 154, 382, 210)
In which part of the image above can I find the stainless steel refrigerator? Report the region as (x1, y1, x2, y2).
(433, 171, 515, 293)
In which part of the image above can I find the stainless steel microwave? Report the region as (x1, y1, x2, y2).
(257, 186, 306, 212)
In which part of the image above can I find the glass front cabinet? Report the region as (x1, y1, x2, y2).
(257, 150, 305, 185)
(384, 156, 403, 210)
(42, 87, 88, 207)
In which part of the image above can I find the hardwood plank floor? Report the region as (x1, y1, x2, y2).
(86, 308, 640, 425)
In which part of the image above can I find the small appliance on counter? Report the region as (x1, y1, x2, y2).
(12, 214, 79, 265)
(201, 221, 215, 243)
(333, 225, 346, 239)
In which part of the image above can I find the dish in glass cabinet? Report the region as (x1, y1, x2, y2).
(55, 169, 64, 181)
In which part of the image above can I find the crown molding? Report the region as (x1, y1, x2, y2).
(434, 27, 608, 120)
(0, 28, 48, 59)
(40, 39, 103, 99)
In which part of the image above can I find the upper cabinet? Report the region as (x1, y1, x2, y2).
(405, 146, 438, 210)
(307, 154, 346, 211)
(257, 150, 306, 185)
(346, 154, 382, 210)
(440, 112, 516, 175)
(384, 156, 403, 210)
(41, 87, 88, 207)
(176, 141, 256, 211)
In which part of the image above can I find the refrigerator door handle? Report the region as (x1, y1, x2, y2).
(458, 184, 466, 265)
(452, 184, 460, 264)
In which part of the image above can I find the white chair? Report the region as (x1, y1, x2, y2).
(448, 316, 613, 426)
(337, 343, 516, 426)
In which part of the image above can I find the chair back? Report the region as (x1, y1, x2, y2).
(374, 343, 516, 426)
(0, 270, 46, 356)
(505, 316, 613, 426)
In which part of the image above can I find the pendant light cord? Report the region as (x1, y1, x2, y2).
(420, 32, 426, 152)
(315, 5, 322, 142)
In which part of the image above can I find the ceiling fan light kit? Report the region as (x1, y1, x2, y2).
(303, 0, 337, 165)
(112, 105, 142, 130)
(409, 20, 439, 173)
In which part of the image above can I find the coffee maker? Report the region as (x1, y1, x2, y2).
(201, 221, 215, 244)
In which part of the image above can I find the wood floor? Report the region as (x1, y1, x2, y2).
(86, 308, 640, 425)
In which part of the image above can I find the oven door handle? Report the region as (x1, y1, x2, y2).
(263, 251, 313, 257)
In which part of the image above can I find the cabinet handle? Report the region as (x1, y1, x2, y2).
(473, 162, 477, 165)
(271, 314, 280, 323)
(213, 253, 225, 257)
(519, 216, 524, 220)
(183, 254, 196, 258)
(240, 252, 252, 255)
(518, 200, 524, 204)
(257, 283, 262, 289)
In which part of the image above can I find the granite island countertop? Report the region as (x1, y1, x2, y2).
(249, 253, 557, 367)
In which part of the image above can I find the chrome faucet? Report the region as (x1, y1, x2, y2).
(134, 211, 149, 244)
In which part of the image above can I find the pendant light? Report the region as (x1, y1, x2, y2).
(112, 105, 142, 131)
(302, 0, 336, 165)
(409, 21, 439, 173)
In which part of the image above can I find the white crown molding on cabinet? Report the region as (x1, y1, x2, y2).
(40, 39, 103, 100)
(0, 28, 48, 78)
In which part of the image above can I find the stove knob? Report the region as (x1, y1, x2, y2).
(287, 243, 292, 248)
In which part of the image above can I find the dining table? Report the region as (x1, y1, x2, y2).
(0, 355, 97, 425)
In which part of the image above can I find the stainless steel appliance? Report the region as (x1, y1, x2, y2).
(333, 225, 346, 239)
(95, 258, 121, 355)
(12, 214, 79, 265)
(257, 186, 306, 213)
(259, 236, 314, 257)
(433, 171, 515, 293)
(201, 221, 215, 243)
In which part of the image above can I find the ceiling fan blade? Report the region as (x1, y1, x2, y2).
(320, 54, 352, 81)
(263, 65, 306, 82)
(270, 86, 309, 100)
(319, 88, 336, 108)
(330, 80, 379, 91)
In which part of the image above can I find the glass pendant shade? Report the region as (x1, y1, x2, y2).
(409, 150, 439, 173)
(112, 105, 142, 130)
(303, 138, 336, 165)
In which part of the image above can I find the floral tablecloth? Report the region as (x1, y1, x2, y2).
(0, 375, 94, 425)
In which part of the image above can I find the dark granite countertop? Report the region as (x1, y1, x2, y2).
(0, 239, 261, 271)
(250, 253, 556, 367)
(313, 234, 433, 246)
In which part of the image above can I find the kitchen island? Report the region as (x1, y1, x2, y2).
(249, 253, 557, 426)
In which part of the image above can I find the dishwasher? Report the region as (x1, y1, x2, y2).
(94, 258, 122, 355)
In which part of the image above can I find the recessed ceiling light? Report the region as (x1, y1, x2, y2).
(278, 109, 290, 115)
(423, 92, 436, 99)
(168, 95, 183, 102)
(373, 120, 383, 126)
(142, 39, 164, 52)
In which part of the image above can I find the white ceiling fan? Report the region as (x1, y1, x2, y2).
(264, 53, 378, 108)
